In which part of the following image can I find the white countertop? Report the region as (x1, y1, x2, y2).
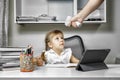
(0, 64, 120, 78)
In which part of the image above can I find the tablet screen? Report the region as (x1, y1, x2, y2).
(80, 49, 110, 64)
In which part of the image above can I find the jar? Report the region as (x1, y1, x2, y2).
(20, 52, 34, 72)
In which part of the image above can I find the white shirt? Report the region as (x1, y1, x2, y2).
(44, 48, 72, 64)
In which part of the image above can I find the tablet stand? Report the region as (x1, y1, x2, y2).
(76, 62, 108, 71)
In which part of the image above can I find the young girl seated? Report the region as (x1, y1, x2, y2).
(39, 29, 79, 64)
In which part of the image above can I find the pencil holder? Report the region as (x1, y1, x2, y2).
(20, 50, 34, 72)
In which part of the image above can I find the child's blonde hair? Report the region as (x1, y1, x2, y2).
(41, 30, 64, 62)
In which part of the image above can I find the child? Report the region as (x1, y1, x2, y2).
(39, 30, 79, 64)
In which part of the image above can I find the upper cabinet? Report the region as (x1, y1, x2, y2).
(14, 0, 106, 24)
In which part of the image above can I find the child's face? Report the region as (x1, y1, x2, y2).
(48, 33, 64, 51)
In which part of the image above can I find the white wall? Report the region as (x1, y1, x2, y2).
(8, 0, 120, 63)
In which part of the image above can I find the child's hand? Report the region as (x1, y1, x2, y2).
(36, 57, 44, 66)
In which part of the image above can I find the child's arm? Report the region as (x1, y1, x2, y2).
(33, 51, 47, 66)
(70, 54, 79, 63)
(33, 56, 44, 66)
(36, 52, 46, 66)
(37, 56, 44, 66)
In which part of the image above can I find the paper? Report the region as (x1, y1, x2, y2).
(45, 63, 77, 68)
(0, 47, 26, 52)
(65, 16, 82, 28)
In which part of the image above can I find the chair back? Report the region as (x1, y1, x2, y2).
(64, 35, 85, 59)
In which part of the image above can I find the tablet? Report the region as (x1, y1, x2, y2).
(76, 49, 110, 71)
(80, 49, 110, 64)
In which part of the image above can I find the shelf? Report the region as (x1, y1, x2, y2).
(14, 0, 106, 24)
(16, 21, 65, 24)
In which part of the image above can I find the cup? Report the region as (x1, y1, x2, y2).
(20, 52, 34, 72)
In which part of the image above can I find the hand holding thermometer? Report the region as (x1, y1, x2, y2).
(65, 16, 82, 28)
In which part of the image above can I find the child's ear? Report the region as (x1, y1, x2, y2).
(48, 42, 52, 48)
